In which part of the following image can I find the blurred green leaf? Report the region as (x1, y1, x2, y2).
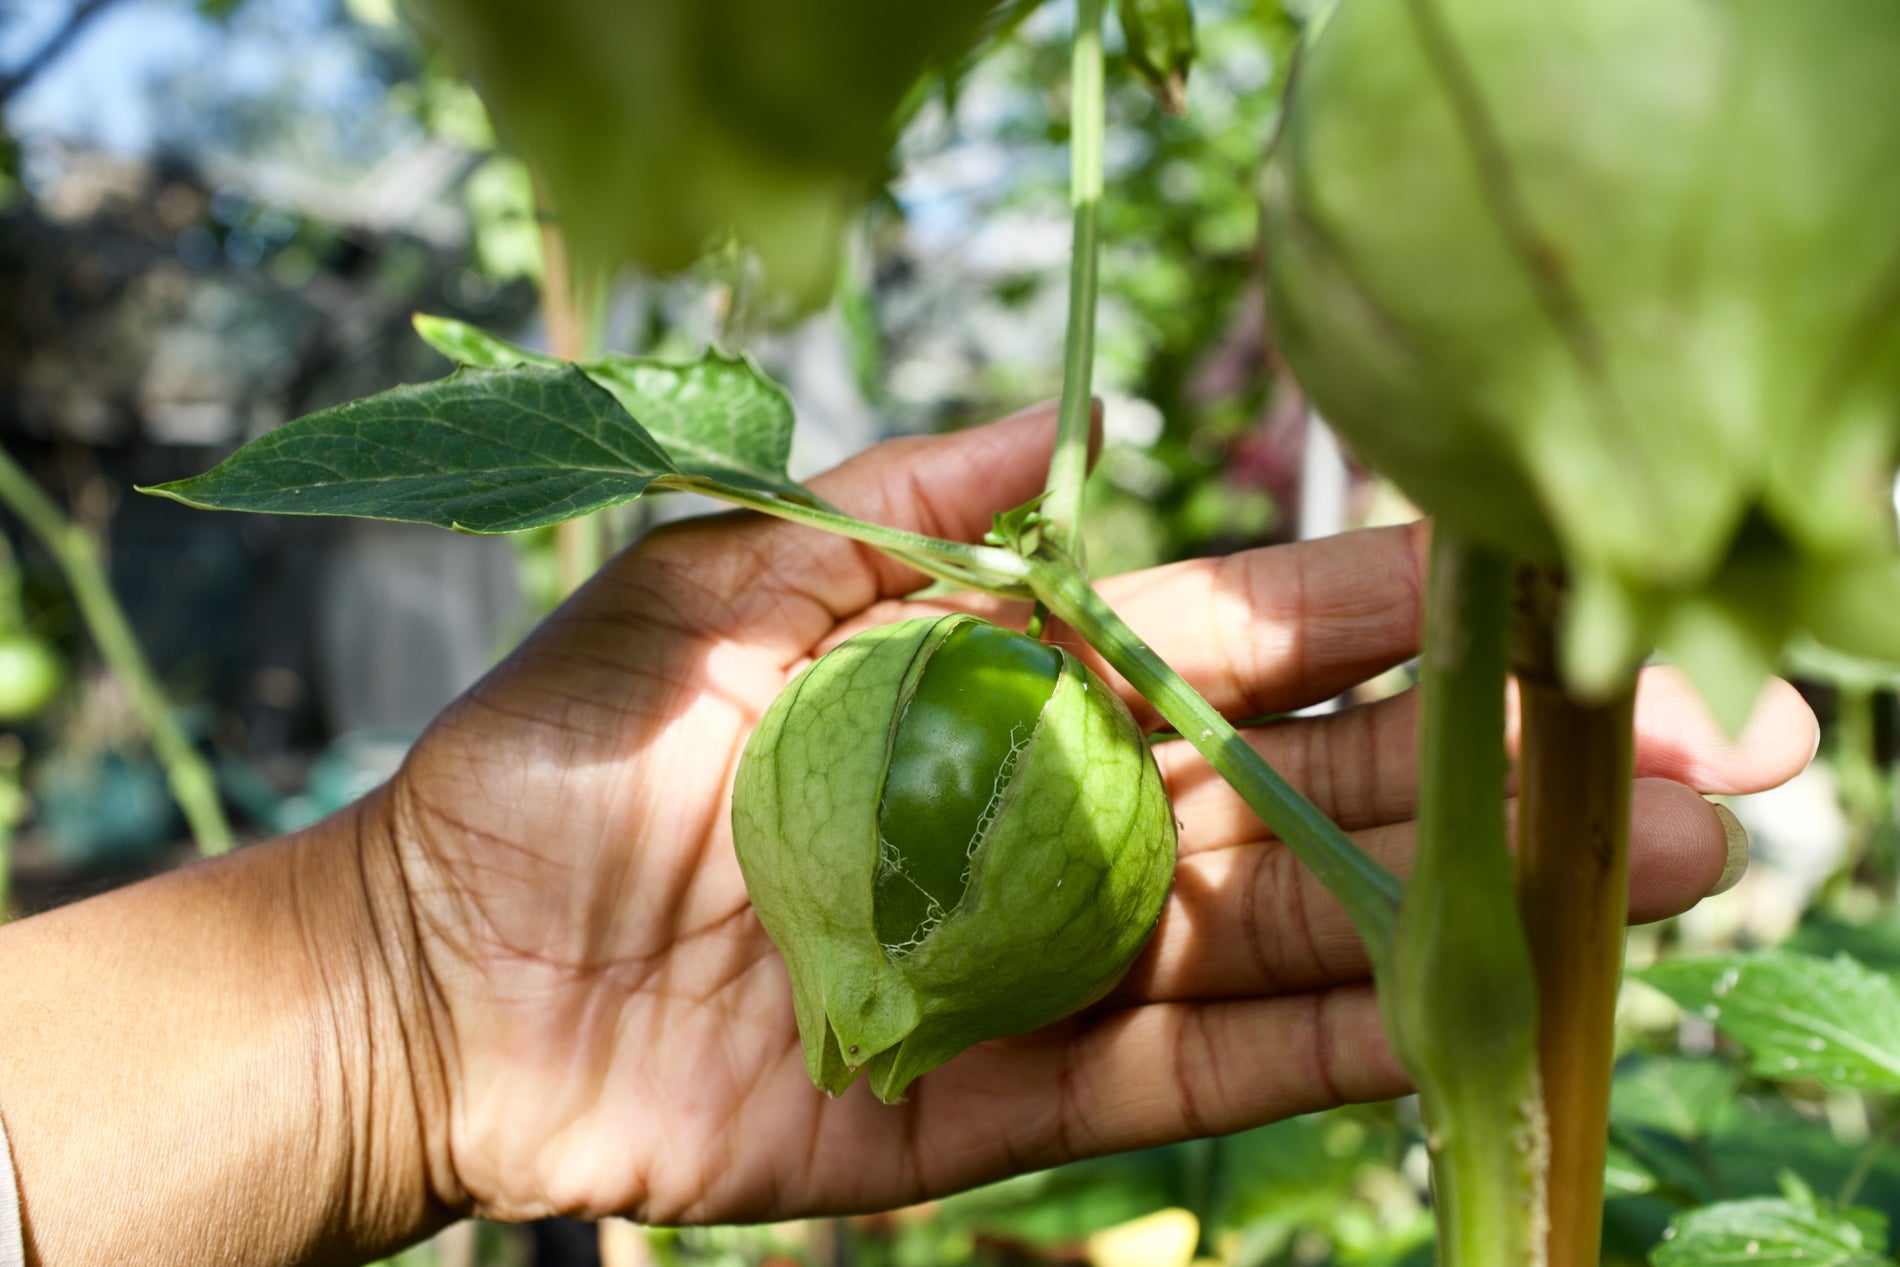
(937, 1147, 1183, 1244)
(1640, 951, 1900, 1093)
(1789, 915, 1900, 979)
(1651, 1194, 1888, 1266)
(1612, 1056, 1744, 1142)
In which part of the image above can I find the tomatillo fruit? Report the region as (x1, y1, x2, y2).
(732, 614, 1176, 1103)
(0, 633, 62, 722)
(1263, 0, 1900, 721)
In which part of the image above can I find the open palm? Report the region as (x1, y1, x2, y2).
(377, 403, 1818, 1226)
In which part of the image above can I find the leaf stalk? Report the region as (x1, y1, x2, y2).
(1026, 544, 1401, 959)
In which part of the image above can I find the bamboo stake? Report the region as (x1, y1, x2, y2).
(1513, 564, 1636, 1267)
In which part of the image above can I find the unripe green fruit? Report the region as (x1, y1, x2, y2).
(732, 614, 1176, 1103)
(1263, 0, 1900, 720)
(0, 633, 62, 722)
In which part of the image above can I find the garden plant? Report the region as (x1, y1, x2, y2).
(124, 0, 1900, 1262)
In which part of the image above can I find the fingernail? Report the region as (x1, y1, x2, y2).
(1708, 803, 1749, 896)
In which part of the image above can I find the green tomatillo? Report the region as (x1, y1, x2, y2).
(732, 613, 1176, 1104)
(1263, 0, 1900, 724)
(0, 632, 62, 723)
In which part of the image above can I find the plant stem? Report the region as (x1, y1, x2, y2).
(1039, 0, 1106, 561)
(0, 759, 17, 921)
(0, 448, 233, 855)
(1836, 1110, 1900, 1207)
(674, 478, 1036, 600)
(1386, 529, 1544, 1267)
(1027, 545, 1401, 958)
(537, 174, 608, 598)
(1513, 564, 1635, 1267)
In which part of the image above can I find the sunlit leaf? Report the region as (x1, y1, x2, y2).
(144, 366, 684, 533)
(414, 316, 809, 500)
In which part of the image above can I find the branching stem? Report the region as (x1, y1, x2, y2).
(674, 478, 1035, 600)
(0, 447, 233, 855)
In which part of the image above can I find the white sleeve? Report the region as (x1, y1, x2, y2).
(0, 1108, 22, 1267)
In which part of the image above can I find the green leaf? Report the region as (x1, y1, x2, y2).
(413, 313, 558, 370)
(1639, 951, 1900, 1092)
(1611, 1055, 1743, 1141)
(581, 355, 801, 500)
(414, 316, 811, 502)
(1651, 1196, 1888, 1267)
(1789, 915, 1900, 978)
(143, 366, 685, 533)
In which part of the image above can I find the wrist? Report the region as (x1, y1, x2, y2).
(294, 789, 466, 1252)
(0, 797, 459, 1266)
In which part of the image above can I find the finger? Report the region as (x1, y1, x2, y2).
(1044, 522, 1431, 724)
(1619, 669, 1820, 796)
(1124, 778, 1734, 1003)
(1163, 668, 1819, 852)
(906, 983, 1404, 1193)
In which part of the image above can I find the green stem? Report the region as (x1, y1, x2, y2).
(1040, 0, 1106, 561)
(539, 193, 608, 598)
(1386, 529, 1544, 1266)
(1836, 1111, 1900, 1208)
(0, 763, 15, 921)
(0, 448, 233, 855)
(1027, 545, 1400, 958)
(673, 478, 1036, 600)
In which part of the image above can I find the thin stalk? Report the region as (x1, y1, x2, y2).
(536, 177, 608, 598)
(1513, 564, 1635, 1267)
(0, 760, 16, 920)
(672, 477, 1036, 601)
(1028, 545, 1401, 958)
(0, 447, 233, 855)
(1837, 1111, 1900, 1208)
(1386, 530, 1544, 1266)
(1039, 0, 1106, 561)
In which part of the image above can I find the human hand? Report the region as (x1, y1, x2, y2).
(374, 402, 1818, 1227)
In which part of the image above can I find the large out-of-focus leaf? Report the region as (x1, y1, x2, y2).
(418, 0, 1008, 305)
(1639, 951, 1900, 1093)
(1651, 1195, 1888, 1267)
(1788, 915, 1900, 977)
(414, 315, 808, 499)
(144, 366, 688, 533)
(1611, 1055, 1743, 1143)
